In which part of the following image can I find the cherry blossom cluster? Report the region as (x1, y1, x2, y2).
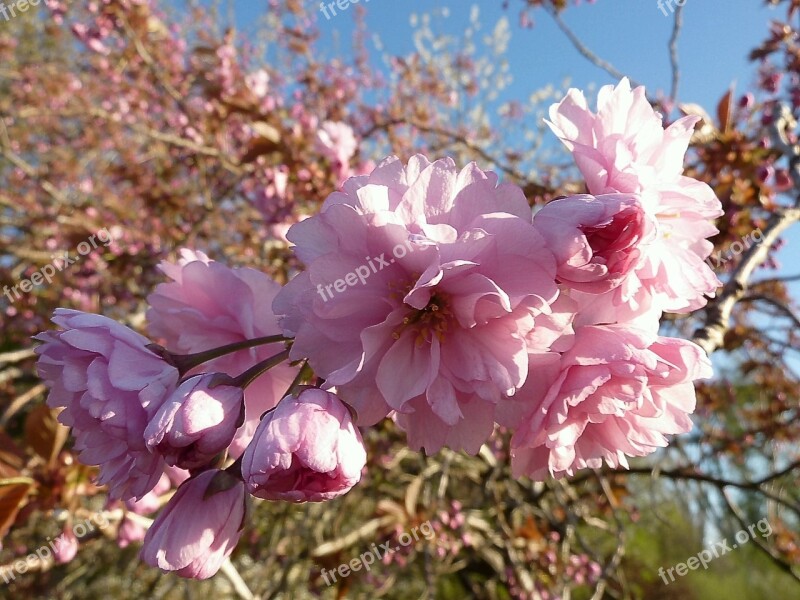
(35, 79, 719, 579)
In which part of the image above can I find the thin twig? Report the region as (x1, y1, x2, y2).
(545, 5, 645, 93)
(0, 348, 37, 365)
(722, 490, 800, 583)
(753, 272, 800, 285)
(668, 3, 685, 106)
(0, 383, 47, 426)
(220, 558, 259, 600)
(741, 294, 800, 329)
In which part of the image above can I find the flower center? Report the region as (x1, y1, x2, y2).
(392, 293, 453, 346)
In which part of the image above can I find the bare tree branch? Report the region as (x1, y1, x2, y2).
(754, 272, 800, 285)
(693, 205, 800, 354)
(741, 294, 800, 329)
(668, 3, 685, 106)
(694, 104, 800, 353)
(545, 5, 645, 93)
(722, 490, 800, 583)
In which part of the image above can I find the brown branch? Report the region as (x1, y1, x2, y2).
(0, 132, 72, 207)
(753, 459, 800, 486)
(365, 118, 541, 189)
(535, 465, 800, 514)
(590, 472, 626, 600)
(0, 383, 46, 427)
(754, 272, 800, 286)
(0, 349, 37, 365)
(693, 103, 800, 354)
(86, 107, 249, 175)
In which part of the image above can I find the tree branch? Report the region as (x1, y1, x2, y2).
(668, 3, 685, 106)
(545, 5, 646, 94)
(722, 490, 800, 583)
(694, 103, 800, 354)
(693, 207, 800, 354)
(741, 293, 800, 329)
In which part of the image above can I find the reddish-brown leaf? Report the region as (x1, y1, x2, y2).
(0, 431, 25, 480)
(0, 479, 33, 541)
(24, 405, 69, 467)
(717, 88, 734, 134)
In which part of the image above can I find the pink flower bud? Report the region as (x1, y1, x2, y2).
(53, 529, 78, 564)
(757, 164, 775, 183)
(533, 193, 656, 294)
(241, 389, 366, 502)
(141, 469, 247, 579)
(145, 374, 244, 469)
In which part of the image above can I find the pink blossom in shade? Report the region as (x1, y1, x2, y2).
(125, 472, 172, 516)
(34, 309, 179, 500)
(117, 518, 146, 549)
(141, 469, 247, 580)
(315, 120, 358, 178)
(533, 194, 657, 295)
(274, 155, 560, 454)
(510, 325, 713, 481)
(144, 373, 245, 470)
(546, 78, 724, 313)
(146, 250, 296, 458)
(253, 166, 290, 223)
(53, 529, 79, 564)
(118, 470, 187, 549)
(269, 213, 310, 245)
(165, 464, 191, 487)
(241, 389, 366, 502)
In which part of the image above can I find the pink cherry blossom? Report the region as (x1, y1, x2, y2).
(547, 78, 723, 313)
(241, 389, 366, 502)
(510, 325, 713, 480)
(146, 249, 296, 458)
(274, 155, 560, 453)
(145, 373, 245, 469)
(315, 120, 358, 180)
(141, 469, 247, 579)
(35, 309, 178, 500)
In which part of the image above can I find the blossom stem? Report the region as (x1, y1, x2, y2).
(231, 349, 292, 389)
(225, 453, 245, 478)
(285, 361, 315, 397)
(149, 335, 291, 375)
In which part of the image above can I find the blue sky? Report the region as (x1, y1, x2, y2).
(228, 1, 800, 305)
(232, 1, 775, 112)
